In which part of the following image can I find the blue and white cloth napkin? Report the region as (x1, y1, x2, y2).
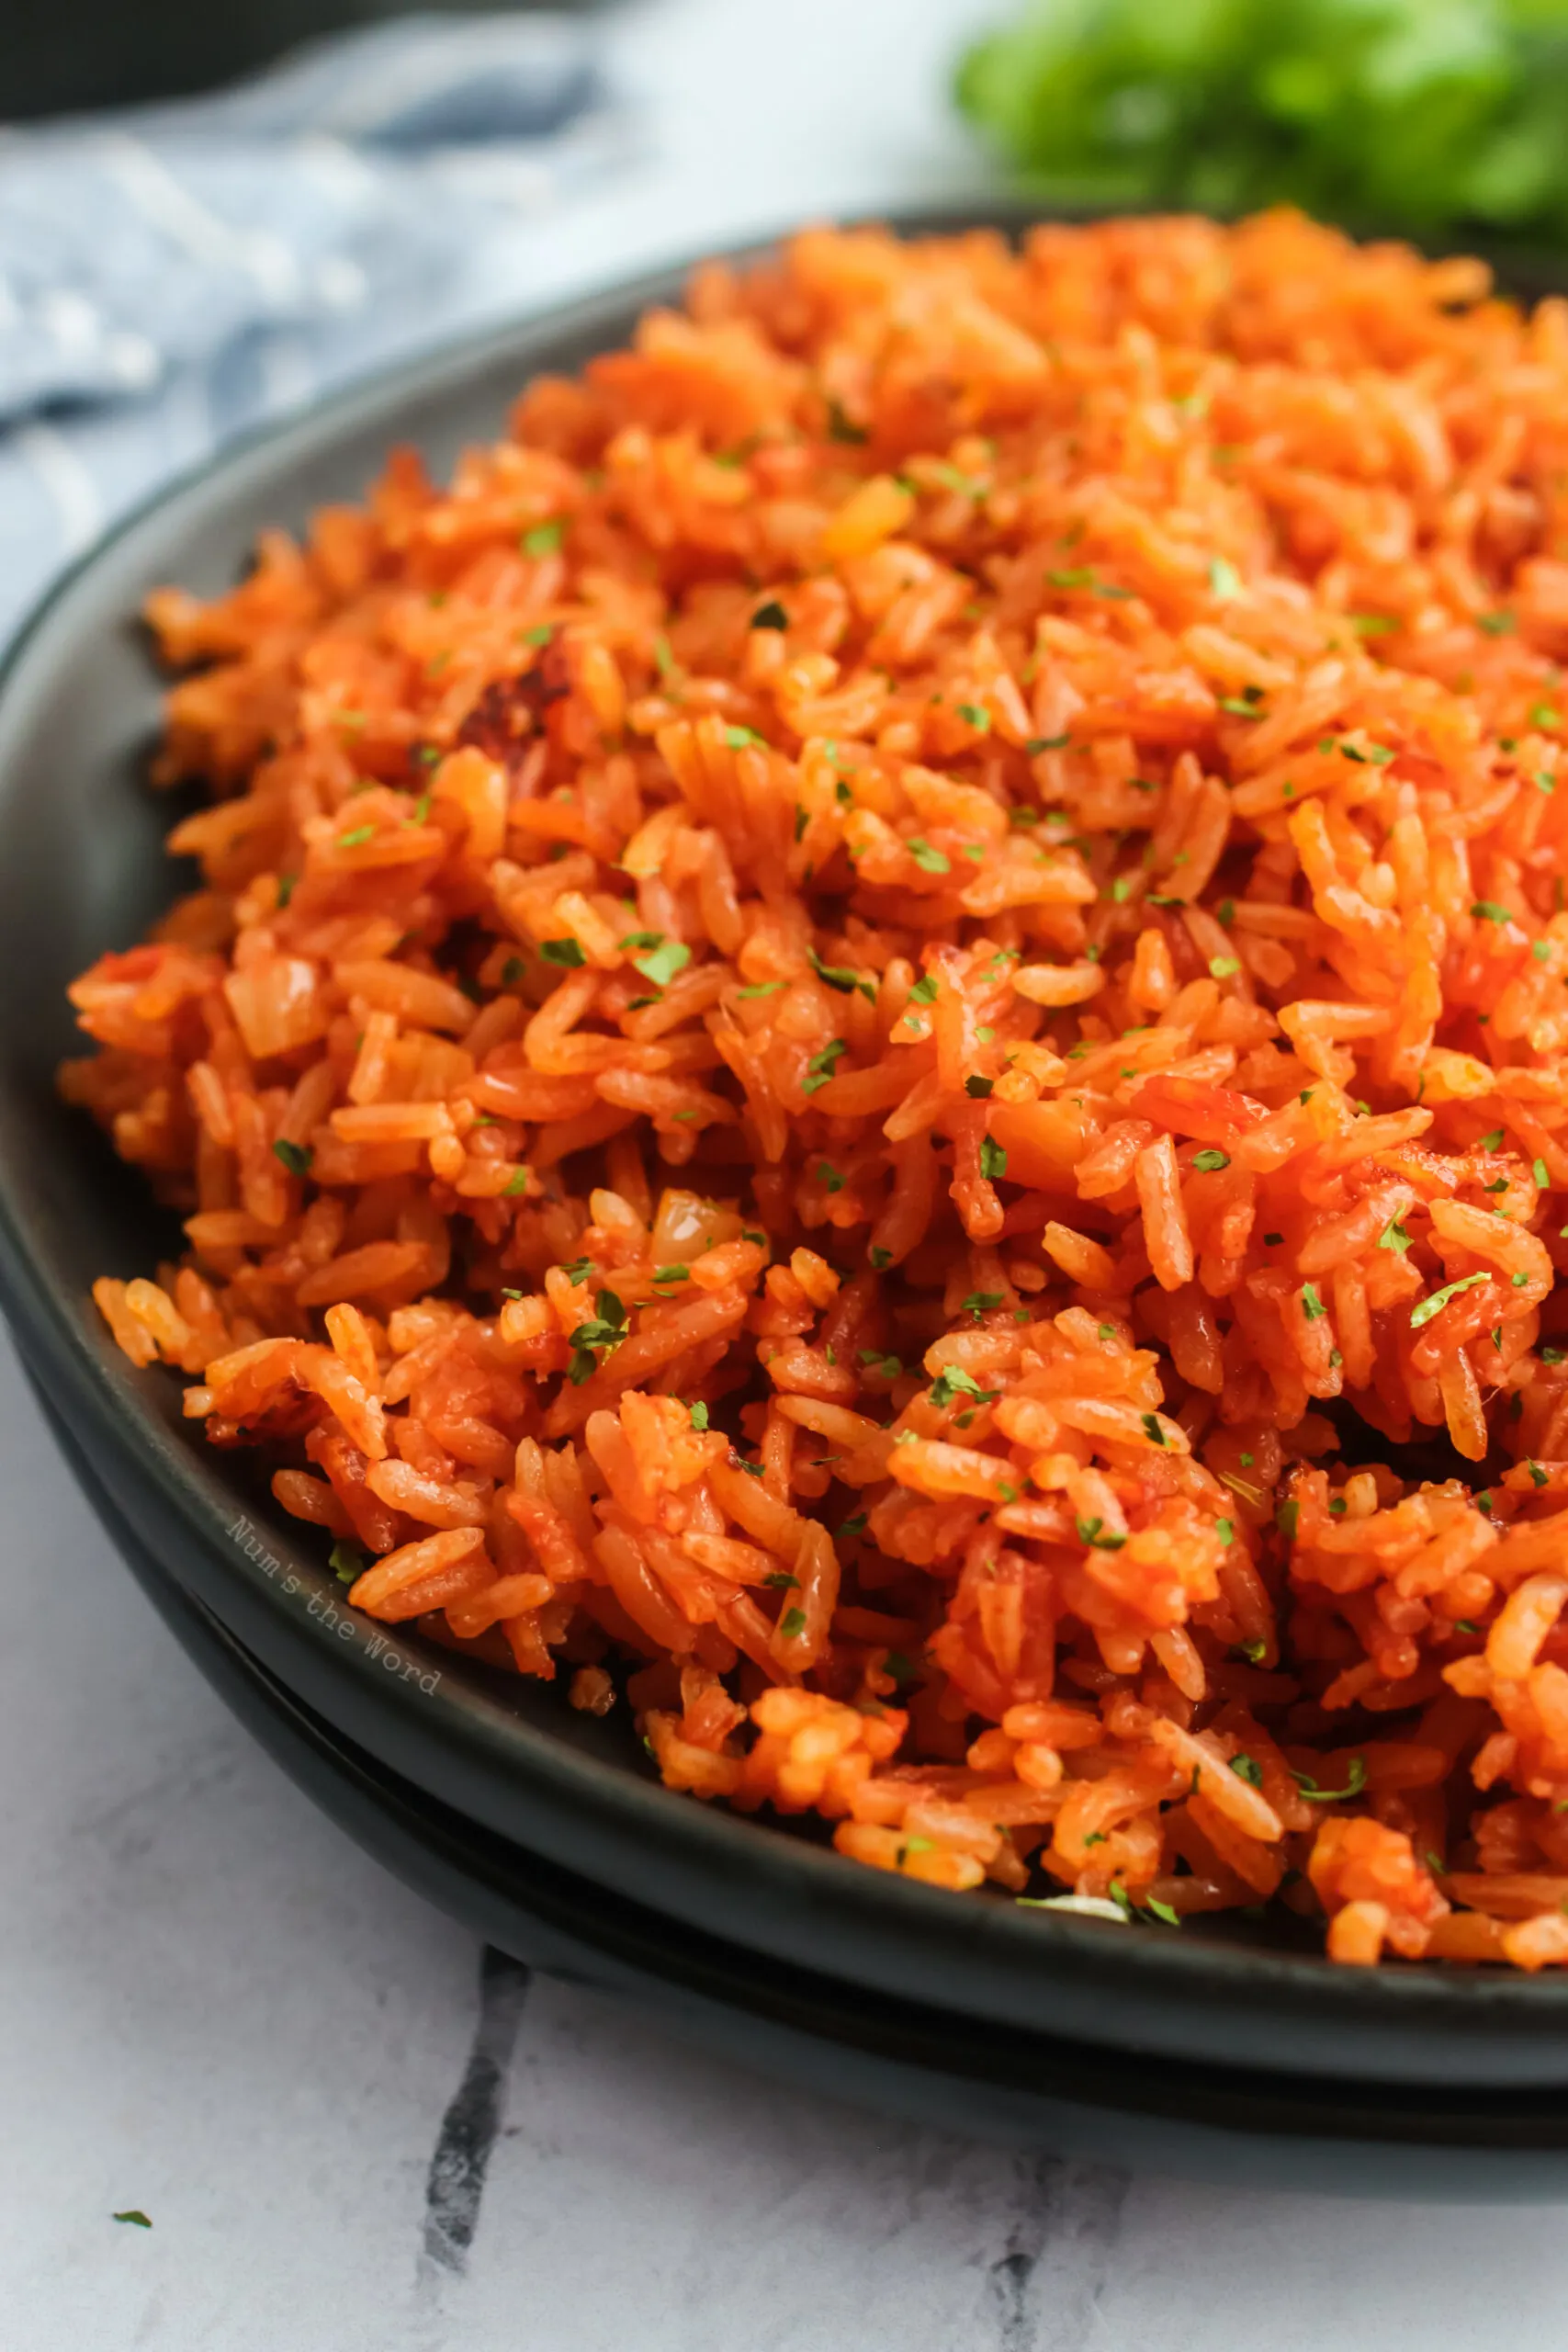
(0, 13, 636, 641)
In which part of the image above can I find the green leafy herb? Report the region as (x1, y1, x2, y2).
(272, 1138, 312, 1178)
(1229, 1752, 1264, 1789)
(337, 824, 375, 849)
(113, 2211, 152, 2229)
(1292, 1757, 1370, 1804)
(567, 1290, 628, 1385)
(979, 1136, 1008, 1181)
(1076, 1514, 1126, 1551)
(869, 1245, 893, 1270)
(502, 1168, 530, 1197)
(1025, 732, 1071, 753)
(1141, 1411, 1166, 1446)
(1301, 1283, 1326, 1321)
(956, 702, 992, 731)
(1208, 555, 1242, 600)
(810, 947, 877, 1002)
(907, 836, 951, 874)
(631, 937, 692, 989)
(1208, 955, 1241, 979)
(965, 1074, 995, 1098)
(523, 519, 563, 557)
(1410, 1272, 1489, 1329)
(1472, 899, 1514, 924)
(1191, 1148, 1229, 1172)
(750, 599, 789, 629)
(802, 1038, 848, 1094)
(539, 937, 586, 968)
(330, 1541, 364, 1586)
(1278, 1497, 1300, 1541)
(931, 1366, 999, 1409)
(276, 872, 297, 907)
(736, 978, 784, 998)
(521, 623, 554, 647)
(1235, 1635, 1268, 1664)
(778, 1606, 807, 1639)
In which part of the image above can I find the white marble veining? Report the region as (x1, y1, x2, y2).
(7, 2, 1568, 2339)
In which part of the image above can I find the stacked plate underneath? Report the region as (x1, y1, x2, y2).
(7, 222, 1568, 2198)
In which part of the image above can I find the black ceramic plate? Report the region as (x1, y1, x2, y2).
(6, 211, 1568, 2104)
(47, 1374, 1568, 2198)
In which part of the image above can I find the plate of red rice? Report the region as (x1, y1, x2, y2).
(17, 209, 1568, 2095)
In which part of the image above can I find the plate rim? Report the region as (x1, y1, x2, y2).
(6, 202, 1568, 2080)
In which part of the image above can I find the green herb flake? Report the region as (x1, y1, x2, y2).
(750, 599, 789, 629)
(1230, 1752, 1264, 1789)
(869, 1246, 893, 1271)
(632, 937, 692, 989)
(800, 1037, 849, 1095)
(272, 1138, 312, 1178)
(956, 702, 992, 732)
(1292, 1757, 1369, 1804)
(1025, 733, 1071, 754)
(113, 2211, 152, 2229)
(979, 1136, 1008, 1182)
(1208, 955, 1241, 979)
(330, 1541, 364, 1586)
(1141, 1412, 1166, 1447)
(1208, 555, 1242, 601)
(1472, 900, 1513, 924)
(778, 1607, 807, 1638)
(1278, 1497, 1300, 1541)
(931, 1366, 999, 1410)
(907, 836, 951, 875)
(521, 623, 554, 647)
(1215, 1517, 1235, 1547)
(523, 519, 564, 558)
(810, 948, 877, 1003)
(337, 824, 375, 850)
(1301, 1283, 1326, 1322)
(539, 937, 586, 968)
(1191, 1148, 1230, 1172)
(1410, 1272, 1489, 1329)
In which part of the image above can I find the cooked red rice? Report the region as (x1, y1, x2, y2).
(65, 209, 1568, 1968)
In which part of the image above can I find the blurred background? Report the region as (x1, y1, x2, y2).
(6, 0, 1568, 639)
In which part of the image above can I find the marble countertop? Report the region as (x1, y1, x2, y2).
(6, 2, 1568, 2341)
